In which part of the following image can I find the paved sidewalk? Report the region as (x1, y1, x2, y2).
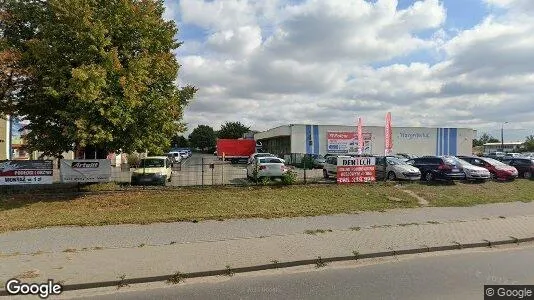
(1, 214, 534, 291)
(2, 201, 534, 255)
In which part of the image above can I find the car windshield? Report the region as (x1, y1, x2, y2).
(482, 157, 507, 166)
(387, 157, 406, 165)
(443, 157, 459, 165)
(139, 159, 165, 168)
(259, 158, 283, 164)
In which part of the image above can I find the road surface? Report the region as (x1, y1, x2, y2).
(70, 244, 534, 300)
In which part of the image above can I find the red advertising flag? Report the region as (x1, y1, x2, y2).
(357, 117, 363, 155)
(385, 112, 392, 155)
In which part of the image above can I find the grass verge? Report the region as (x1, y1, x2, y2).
(0, 183, 417, 232)
(403, 180, 534, 207)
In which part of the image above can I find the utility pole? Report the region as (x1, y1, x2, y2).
(501, 122, 509, 151)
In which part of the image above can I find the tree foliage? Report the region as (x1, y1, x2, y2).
(171, 135, 189, 148)
(0, 0, 196, 156)
(217, 121, 250, 139)
(188, 125, 216, 151)
(473, 133, 500, 147)
(523, 135, 534, 151)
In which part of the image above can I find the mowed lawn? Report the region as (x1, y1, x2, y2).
(0, 183, 418, 232)
(403, 179, 534, 207)
(1, 180, 533, 232)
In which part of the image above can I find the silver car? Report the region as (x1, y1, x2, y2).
(376, 156, 421, 181)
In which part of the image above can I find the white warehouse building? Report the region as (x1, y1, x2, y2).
(254, 124, 476, 158)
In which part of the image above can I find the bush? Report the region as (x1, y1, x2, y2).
(281, 170, 298, 185)
(300, 155, 315, 170)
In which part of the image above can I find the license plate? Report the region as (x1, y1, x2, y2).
(452, 168, 459, 172)
(140, 177, 151, 182)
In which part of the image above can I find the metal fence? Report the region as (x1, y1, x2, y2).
(0, 155, 331, 193)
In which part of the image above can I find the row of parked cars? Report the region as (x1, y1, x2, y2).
(322, 154, 534, 182)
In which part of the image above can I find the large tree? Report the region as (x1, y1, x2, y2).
(188, 125, 216, 151)
(170, 135, 189, 149)
(473, 133, 500, 147)
(0, 0, 196, 156)
(217, 121, 250, 139)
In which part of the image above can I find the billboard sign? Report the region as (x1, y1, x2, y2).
(0, 160, 53, 185)
(327, 132, 372, 154)
(336, 156, 376, 183)
(60, 159, 111, 183)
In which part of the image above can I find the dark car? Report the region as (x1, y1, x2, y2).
(458, 156, 518, 180)
(501, 158, 534, 179)
(406, 156, 465, 181)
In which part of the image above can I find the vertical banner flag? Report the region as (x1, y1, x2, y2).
(357, 117, 363, 155)
(385, 112, 392, 155)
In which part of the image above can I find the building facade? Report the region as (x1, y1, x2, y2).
(483, 142, 523, 154)
(255, 124, 476, 157)
(0, 117, 8, 160)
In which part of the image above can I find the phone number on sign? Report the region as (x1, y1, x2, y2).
(337, 177, 374, 183)
(2, 177, 45, 183)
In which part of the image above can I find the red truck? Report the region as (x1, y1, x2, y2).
(216, 139, 257, 164)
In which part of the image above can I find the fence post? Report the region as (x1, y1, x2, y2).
(221, 163, 224, 185)
(303, 157, 307, 184)
(211, 164, 214, 185)
(201, 156, 205, 186)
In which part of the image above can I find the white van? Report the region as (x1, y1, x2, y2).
(167, 152, 183, 165)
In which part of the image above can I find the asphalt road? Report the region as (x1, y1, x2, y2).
(72, 245, 534, 300)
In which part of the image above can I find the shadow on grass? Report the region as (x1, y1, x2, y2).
(0, 182, 133, 211)
(419, 180, 457, 186)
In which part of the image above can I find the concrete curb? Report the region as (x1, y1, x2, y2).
(1, 236, 533, 296)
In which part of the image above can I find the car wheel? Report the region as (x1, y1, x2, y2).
(425, 172, 434, 182)
(323, 169, 329, 179)
(523, 171, 531, 179)
(387, 171, 396, 181)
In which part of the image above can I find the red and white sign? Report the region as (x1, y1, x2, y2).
(385, 112, 392, 155)
(336, 157, 376, 183)
(0, 160, 54, 185)
(327, 132, 372, 154)
(357, 118, 363, 155)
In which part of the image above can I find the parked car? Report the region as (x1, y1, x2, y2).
(177, 150, 189, 159)
(457, 156, 518, 180)
(323, 155, 350, 179)
(246, 157, 289, 180)
(450, 157, 491, 182)
(131, 156, 173, 186)
(501, 157, 534, 179)
(503, 153, 523, 158)
(248, 153, 276, 164)
(166, 152, 182, 165)
(406, 156, 465, 181)
(375, 156, 421, 181)
(396, 153, 418, 160)
(305, 154, 326, 169)
(484, 152, 506, 161)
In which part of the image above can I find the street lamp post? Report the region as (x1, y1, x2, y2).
(501, 122, 509, 151)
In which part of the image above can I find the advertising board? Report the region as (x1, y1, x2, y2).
(0, 160, 53, 185)
(336, 156, 376, 183)
(60, 159, 111, 183)
(327, 132, 372, 154)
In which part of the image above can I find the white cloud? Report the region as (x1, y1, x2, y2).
(206, 26, 262, 57)
(171, 0, 534, 141)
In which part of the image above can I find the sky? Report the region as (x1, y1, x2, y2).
(163, 0, 534, 142)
